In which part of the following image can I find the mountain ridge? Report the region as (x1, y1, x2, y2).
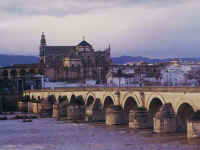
(112, 56, 200, 64)
(0, 54, 200, 67)
(0, 55, 40, 67)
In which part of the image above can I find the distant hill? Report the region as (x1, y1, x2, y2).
(0, 54, 200, 67)
(0, 55, 40, 67)
(112, 56, 200, 64)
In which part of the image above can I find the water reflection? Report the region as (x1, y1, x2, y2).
(87, 122, 200, 146)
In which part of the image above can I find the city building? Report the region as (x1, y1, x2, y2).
(160, 59, 200, 86)
(106, 63, 162, 86)
(40, 33, 111, 83)
(0, 63, 44, 92)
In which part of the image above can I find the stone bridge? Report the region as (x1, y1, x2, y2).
(24, 87, 200, 136)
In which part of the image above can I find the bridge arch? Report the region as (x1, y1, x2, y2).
(47, 95, 57, 104)
(176, 102, 195, 132)
(103, 96, 115, 110)
(121, 92, 142, 109)
(58, 95, 68, 104)
(93, 98, 102, 111)
(76, 95, 85, 105)
(69, 94, 76, 103)
(175, 100, 197, 114)
(147, 94, 165, 117)
(69, 94, 85, 105)
(123, 97, 139, 113)
(85, 92, 96, 106)
(86, 96, 95, 107)
(146, 94, 166, 111)
(58, 95, 68, 117)
(42, 95, 56, 115)
(102, 93, 117, 106)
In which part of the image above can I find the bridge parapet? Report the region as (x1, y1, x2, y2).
(25, 86, 200, 93)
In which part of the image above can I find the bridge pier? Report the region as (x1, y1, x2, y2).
(187, 111, 200, 139)
(58, 102, 68, 120)
(105, 106, 124, 125)
(129, 108, 153, 129)
(39, 99, 54, 118)
(32, 102, 42, 114)
(52, 104, 58, 118)
(85, 99, 104, 122)
(187, 120, 200, 138)
(85, 107, 105, 122)
(153, 104, 176, 133)
(85, 106, 93, 122)
(66, 104, 85, 121)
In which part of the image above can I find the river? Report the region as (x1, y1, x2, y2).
(0, 118, 200, 150)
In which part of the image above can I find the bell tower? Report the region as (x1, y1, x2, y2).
(40, 32, 47, 64)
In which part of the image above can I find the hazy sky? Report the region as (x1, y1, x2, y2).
(0, 0, 199, 58)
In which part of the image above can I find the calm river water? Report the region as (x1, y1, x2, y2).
(0, 118, 200, 150)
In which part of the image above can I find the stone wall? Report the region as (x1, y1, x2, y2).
(17, 102, 33, 113)
(18, 102, 28, 112)
(52, 104, 58, 118)
(32, 103, 42, 113)
(105, 106, 124, 125)
(66, 104, 85, 120)
(129, 109, 153, 129)
(187, 120, 200, 138)
(153, 104, 176, 133)
(153, 118, 176, 133)
(85, 106, 105, 122)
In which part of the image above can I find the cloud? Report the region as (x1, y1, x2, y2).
(0, 0, 195, 17)
(0, 0, 199, 58)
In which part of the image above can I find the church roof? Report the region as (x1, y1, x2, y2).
(77, 40, 92, 47)
(45, 46, 76, 56)
(45, 46, 75, 51)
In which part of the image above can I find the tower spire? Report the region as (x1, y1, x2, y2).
(40, 32, 47, 64)
(40, 32, 46, 46)
(108, 44, 111, 50)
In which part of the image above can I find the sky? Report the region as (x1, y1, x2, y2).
(0, 0, 199, 58)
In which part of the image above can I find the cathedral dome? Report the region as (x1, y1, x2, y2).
(78, 40, 92, 47)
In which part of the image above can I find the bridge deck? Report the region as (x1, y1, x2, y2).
(25, 86, 200, 93)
